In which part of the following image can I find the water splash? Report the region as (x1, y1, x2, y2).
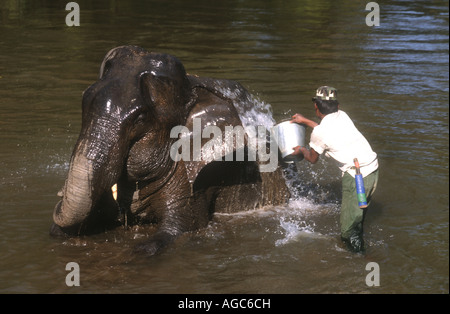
(275, 216, 316, 246)
(45, 161, 69, 174)
(217, 85, 275, 136)
(220, 88, 341, 247)
(274, 197, 338, 247)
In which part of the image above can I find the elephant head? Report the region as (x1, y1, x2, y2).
(52, 46, 290, 254)
(53, 46, 194, 233)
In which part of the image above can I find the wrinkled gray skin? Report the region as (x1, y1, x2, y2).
(51, 45, 290, 256)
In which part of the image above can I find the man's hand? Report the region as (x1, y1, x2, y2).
(292, 145, 319, 164)
(292, 145, 303, 156)
(291, 113, 307, 124)
(291, 113, 318, 128)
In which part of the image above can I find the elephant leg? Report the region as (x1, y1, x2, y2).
(133, 162, 210, 256)
(133, 229, 177, 256)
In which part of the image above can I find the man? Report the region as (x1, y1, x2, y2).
(291, 86, 379, 253)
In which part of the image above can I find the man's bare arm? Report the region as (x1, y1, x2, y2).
(291, 113, 318, 129)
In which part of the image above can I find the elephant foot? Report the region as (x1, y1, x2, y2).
(133, 231, 175, 256)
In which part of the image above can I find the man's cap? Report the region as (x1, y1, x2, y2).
(312, 86, 338, 101)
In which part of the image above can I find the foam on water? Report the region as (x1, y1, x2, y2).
(275, 216, 315, 246)
(274, 198, 336, 247)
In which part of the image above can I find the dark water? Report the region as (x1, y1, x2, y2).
(0, 0, 448, 294)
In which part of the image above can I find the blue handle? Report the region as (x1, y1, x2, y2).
(355, 174, 368, 208)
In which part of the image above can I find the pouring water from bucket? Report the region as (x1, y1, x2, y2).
(271, 120, 306, 163)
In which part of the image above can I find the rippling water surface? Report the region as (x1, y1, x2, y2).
(0, 0, 448, 294)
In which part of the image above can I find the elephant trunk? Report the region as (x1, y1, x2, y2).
(53, 129, 123, 230)
(53, 151, 94, 228)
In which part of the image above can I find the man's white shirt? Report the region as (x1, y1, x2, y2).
(309, 110, 378, 177)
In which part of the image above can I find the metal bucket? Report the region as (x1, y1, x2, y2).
(271, 120, 306, 163)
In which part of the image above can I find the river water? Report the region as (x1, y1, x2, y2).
(0, 0, 448, 294)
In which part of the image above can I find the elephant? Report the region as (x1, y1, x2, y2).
(50, 45, 290, 256)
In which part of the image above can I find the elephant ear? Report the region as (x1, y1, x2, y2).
(181, 77, 247, 185)
(140, 72, 177, 110)
(139, 53, 192, 125)
(180, 76, 290, 213)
